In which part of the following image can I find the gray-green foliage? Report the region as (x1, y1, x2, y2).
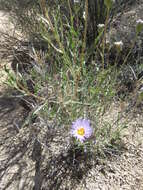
(4, 0, 130, 155)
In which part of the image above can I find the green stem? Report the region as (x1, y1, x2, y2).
(102, 8, 110, 70)
(80, 0, 88, 69)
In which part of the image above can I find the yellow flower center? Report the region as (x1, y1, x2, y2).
(77, 127, 85, 136)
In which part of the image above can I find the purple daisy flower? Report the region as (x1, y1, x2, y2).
(70, 118, 93, 143)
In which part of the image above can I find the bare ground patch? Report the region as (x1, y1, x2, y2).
(0, 98, 143, 190)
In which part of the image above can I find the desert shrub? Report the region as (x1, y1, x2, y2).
(3, 0, 135, 160)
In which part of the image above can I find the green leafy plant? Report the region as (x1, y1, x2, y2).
(4, 0, 132, 158)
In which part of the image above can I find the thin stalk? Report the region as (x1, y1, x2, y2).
(39, 0, 47, 17)
(67, 0, 73, 27)
(16, 79, 45, 101)
(40, 2, 72, 67)
(102, 8, 110, 70)
(74, 0, 88, 99)
(80, 0, 88, 69)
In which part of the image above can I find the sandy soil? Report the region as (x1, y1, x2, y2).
(0, 10, 35, 190)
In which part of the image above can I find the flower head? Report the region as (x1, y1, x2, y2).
(97, 24, 105, 32)
(74, 0, 79, 3)
(136, 19, 143, 25)
(97, 24, 105, 29)
(70, 118, 93, 143)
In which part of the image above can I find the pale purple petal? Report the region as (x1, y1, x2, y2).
(70, 118, 93, 142)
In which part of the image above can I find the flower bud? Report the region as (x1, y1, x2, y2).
(136, 19, 143, 34)
(104, 0, 115, 9)
(83, 11, 86, 20)
(114, 41, 123, 52)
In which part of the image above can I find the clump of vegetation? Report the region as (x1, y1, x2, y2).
(2, 0, 143, 173)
